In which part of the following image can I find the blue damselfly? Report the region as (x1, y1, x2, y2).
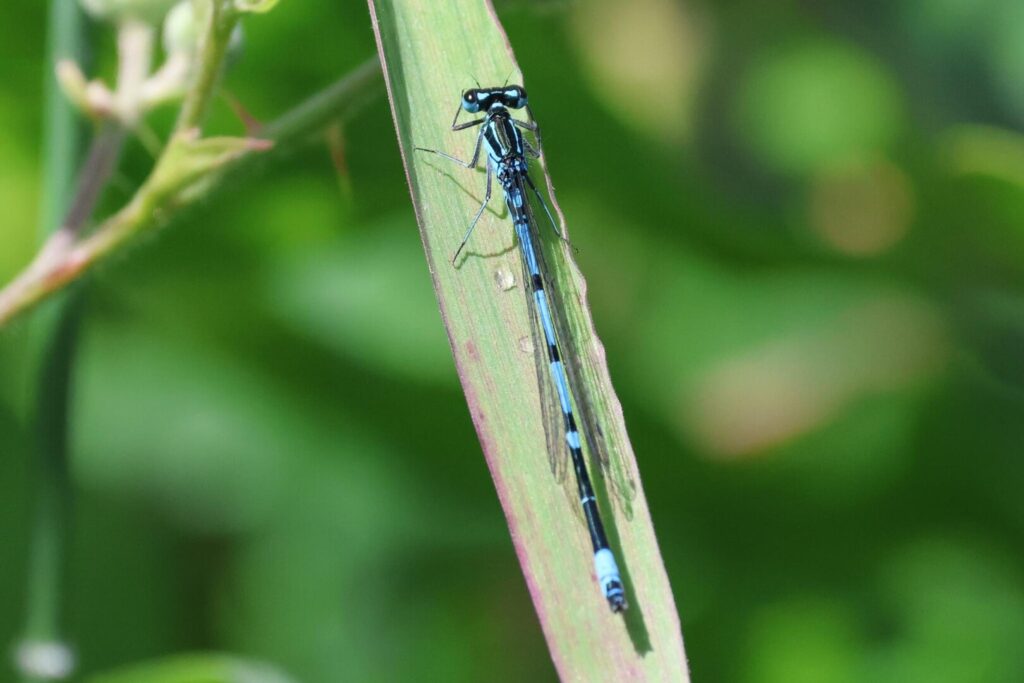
(416, 84, 628, 612)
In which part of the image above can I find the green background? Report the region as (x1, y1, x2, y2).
(3, 0, 1024, 680)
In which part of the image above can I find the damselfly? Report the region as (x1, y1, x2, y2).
(416, 85, 628, 612)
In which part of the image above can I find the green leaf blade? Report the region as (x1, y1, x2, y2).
(367, 0, 689, 679)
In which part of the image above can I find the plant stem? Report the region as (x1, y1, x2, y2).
(175, 0, 239, 133)
(36, 3, 85, 242)
(57, 123, 129, 243)
(17, 1, 87, 681)
(0, 57, 381, 330)
(22, 123, 127, 636)
(20, 294, 84, 683)
(260, 58, 381, 141)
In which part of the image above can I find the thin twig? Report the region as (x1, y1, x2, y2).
(0, 57, 381, 329)
(175, 0, 238, 133)
(59, 123, 128, 241)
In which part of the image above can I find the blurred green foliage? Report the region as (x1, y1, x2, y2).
(2, 0, 1024, 681)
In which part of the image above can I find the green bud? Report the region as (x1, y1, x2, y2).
(162, 1, 199, 54)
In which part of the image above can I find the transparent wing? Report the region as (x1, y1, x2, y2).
(524, 185, 638, 519)
(517, 237, 574, 495)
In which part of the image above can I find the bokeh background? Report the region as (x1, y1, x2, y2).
(3, 0, 1024, 680)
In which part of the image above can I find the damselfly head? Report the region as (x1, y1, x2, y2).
(461, 85, 528, 113)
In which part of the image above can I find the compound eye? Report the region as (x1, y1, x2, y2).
(461, 90, 480, 113)
(506, 86, 527, 108)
